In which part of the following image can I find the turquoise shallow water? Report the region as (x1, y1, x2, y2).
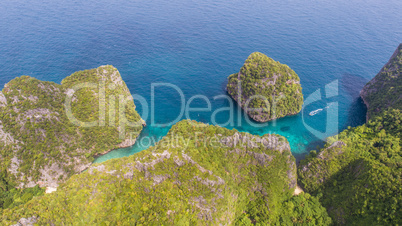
(0, 0, 401, 163)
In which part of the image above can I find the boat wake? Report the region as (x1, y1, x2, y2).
(309, 103, 333, 116)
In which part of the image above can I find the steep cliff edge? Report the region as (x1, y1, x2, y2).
(227, 52, 303, 122)
(360, 43, 402, 121)
(298, 109, 401, 225)
(0, 65, 144, 188)
(298, 45, 402, 224)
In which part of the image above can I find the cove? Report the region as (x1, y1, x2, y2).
(0, 0, 399, 164)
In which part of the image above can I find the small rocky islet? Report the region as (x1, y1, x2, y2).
(227, 52, 304, 122)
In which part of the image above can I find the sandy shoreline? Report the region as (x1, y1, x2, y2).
(294, 185, 304, 195)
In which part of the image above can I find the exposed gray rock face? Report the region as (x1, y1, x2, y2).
(0, 121, 15, 145)
(300, 141, 347, 184)
(360, 43, 402, 121)
(11, 216, 38, 226)
(19, 108, 60, 125)
(0, 91, 7, 107)
(219, 132, 296, 189)
(38, 163, 67, 188)
(219, 132, 290, 154)
(317, 141, 346, 160)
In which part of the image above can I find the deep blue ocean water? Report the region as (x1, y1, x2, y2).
(0, 0, 400, 163)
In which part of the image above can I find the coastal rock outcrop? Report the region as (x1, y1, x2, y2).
(360, 43, 402, 121)
(298, 110, 402, 224)
(0, 65, 144, 188)
(1, 120, 298, 225)
(299, 44, 402, 223)
(227, 52, 303, 122)
(297, 44, 402, 224)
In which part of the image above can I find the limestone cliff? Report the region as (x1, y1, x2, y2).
(227, 52, 303, 122)
(360, 43, 402, 121)
(0, 65, 144, 188)
(298, 110, 402, 224)
(1, 120, 298, 225)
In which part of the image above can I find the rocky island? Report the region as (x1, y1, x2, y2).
(0, 65, 144, 191)
(227, 52, 304, 122)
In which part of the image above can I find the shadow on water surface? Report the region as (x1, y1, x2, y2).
(340, 73, 368, 130)
(280, 126, 291, 132)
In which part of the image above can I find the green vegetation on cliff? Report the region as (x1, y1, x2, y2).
(238, 192, 332, 225)
(299, 45, 402, 225)
(0, 170, 45, 210)
(0, 65, 143, 189)
(277, 193, 332, 225)
(227, 52, 303, 122)
(0, 120, 331, 225)
(298, 109, 402, 225)
(360, 44, 402, 120)
(0, 173, 44, 210)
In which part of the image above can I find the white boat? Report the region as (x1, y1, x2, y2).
(309, 103, 333, 116)
(309, 109, 323, 116)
